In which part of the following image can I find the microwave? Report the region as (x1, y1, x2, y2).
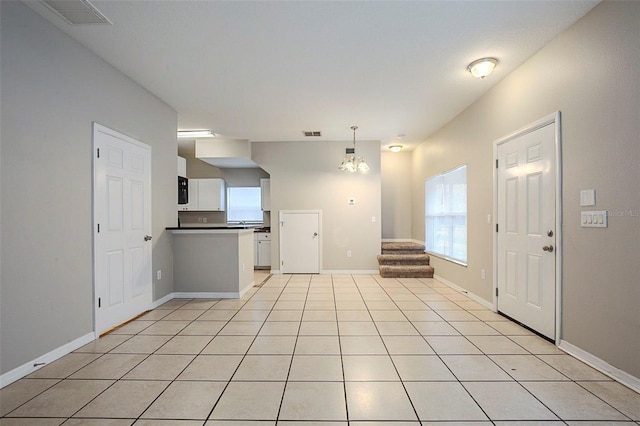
(178, 176, 188, 204)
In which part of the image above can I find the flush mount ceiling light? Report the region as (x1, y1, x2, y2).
(338, 126, 370, 173)
(467, 57, 498, 79)
(388, 145, 403, 152)
(177, 130, 216, 138)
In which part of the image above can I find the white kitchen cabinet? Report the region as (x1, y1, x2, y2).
(260, 178, 270, 211)
(178, 178, 225, 211)
(177, 156, 187, 177)
(197, 178, 225, 211)
(255, 232, 271, 268)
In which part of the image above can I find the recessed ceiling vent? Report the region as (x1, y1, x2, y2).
(303, 131, 322, 137)
(41, 0, 112, 25)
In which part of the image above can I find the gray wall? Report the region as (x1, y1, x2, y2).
(252, 140, 381, 272)
(0, 2, 177, 374)
(411, 1, 639, 378)
(381, 151, 413, 240)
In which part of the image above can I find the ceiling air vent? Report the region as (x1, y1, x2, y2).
(303, 131, 322, 137)
(41, 0, 112, 25)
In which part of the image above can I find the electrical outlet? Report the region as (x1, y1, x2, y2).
(198, 217, 203, 223)
(156, 269, 162, 280)
(203, 217, 207, 223)
(347, 250, 352, 258)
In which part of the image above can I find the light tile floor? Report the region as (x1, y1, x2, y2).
(2, 274, 640, 425)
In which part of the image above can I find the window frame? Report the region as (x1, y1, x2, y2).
(226, 186, 263, 224)
(424, 164, 468, 266)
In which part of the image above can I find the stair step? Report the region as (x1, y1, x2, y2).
(381, 242, 425, 255)
(377, 254, 430, 266)
(379, 265, 434, 279)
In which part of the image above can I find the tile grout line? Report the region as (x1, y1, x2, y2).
(137, 297, 236, 423)
(4, 274, 638, 423)
(206, 273, 291, 423)
(357, 274, 422, 423)
(274, 273, 310, 423)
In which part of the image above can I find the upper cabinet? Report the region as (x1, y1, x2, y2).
(177, 156, 187, 177)
(178, 178, 226, 211)
(198, 178, 226, 211)
(260, 178, 270, 211)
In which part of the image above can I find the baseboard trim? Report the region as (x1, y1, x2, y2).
(434, 274, 494, 310)
(239, 281, 256, 297)
(1, 281, 259, 389)
(172, 291, 243, 299)
(151, 293, 174, 309)
(270, 270, 379, 275)
(0, 332, 95, 389)
(558, 340, 640, 393)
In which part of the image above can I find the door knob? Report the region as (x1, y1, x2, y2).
(542, 245, 554, 252)
(547, 230, 554, 237)
(313, 232, 318, 237)
(144, 235, 152, 241)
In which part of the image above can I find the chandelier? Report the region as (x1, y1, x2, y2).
(338, 126, 369, 173)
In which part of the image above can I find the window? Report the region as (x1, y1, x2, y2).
(227, 187, 262, 223)
(425, 165, 467, 265)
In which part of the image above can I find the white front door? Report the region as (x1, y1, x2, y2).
(496, 119, 558, 339)
(93, 123, 152, 335)
(280, 211, 321, 274)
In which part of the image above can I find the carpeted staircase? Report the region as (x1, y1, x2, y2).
(377, 242, 434, 278)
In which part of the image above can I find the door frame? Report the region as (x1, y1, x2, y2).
(492, 111, 563, 344)
(278, 210, 322, 274)
(92, 122, 153, 336)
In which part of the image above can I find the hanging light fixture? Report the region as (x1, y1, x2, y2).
(338, 126, 369, 173)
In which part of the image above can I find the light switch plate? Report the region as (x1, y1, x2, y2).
(581, 210, 607, 228)
(580, 189, 596, 206)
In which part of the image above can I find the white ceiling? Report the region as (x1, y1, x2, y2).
(26, 0, 598, 151)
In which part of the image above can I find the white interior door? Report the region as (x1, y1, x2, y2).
(496, 121, 557, 339)
(94, 123, 152, 335)
(280, 211, 321, 273)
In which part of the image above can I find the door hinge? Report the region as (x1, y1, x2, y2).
(97, 223, 100, 233)
(97, 148, 100, 158)
(496, 223, 498, 232)
(98, 297, 101, 308)
(495, 288, 499, 297)
(281, 260, 284, 266)
(495, 159, 498, 168)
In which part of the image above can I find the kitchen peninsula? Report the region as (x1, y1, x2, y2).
(167, 225, 255, 297)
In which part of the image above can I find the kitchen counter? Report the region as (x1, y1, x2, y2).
(166, 224, 259, 230)
(168, 227, 254, 297)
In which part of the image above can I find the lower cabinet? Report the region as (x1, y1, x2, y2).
(254, 232, 271, 268)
